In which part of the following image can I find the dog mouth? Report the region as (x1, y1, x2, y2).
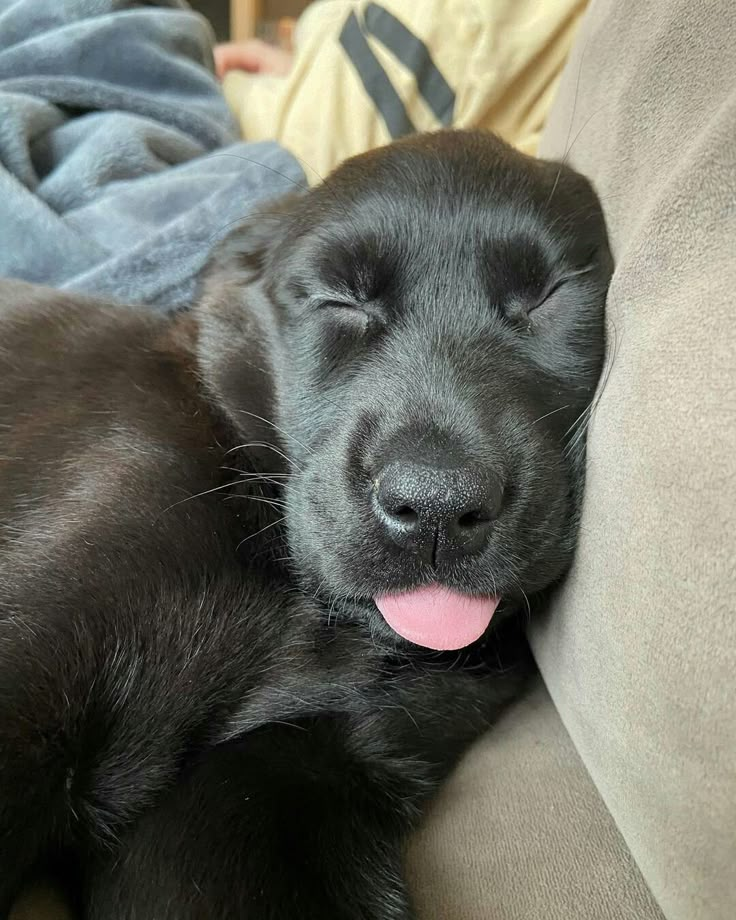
(373, 583, 500, 650)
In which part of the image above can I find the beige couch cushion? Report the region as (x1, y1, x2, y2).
(409, 681, 664, 919)
(533, 1, 736, 919)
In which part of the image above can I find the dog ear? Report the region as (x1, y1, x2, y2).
(200, 192, 303, 291)
(194, 194, 302, 452)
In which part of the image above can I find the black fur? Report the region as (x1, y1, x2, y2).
(0, 131, 612, 918)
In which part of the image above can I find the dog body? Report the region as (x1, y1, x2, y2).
(0, 132, 611, 918)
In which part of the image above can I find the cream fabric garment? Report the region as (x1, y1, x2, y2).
(223, 0, 586, 180)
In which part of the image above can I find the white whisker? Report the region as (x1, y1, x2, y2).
(235, 408, 314, 456)
(225, 441, 302, 470)
(532, 404, 570, 425)
(161, 480, 240, 513)
(236, 517, 286, 551)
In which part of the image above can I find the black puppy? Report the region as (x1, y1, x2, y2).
(0, 131, 611, 918)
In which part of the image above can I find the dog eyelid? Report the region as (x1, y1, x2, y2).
(306, 291, 370, 313)
(530, 264, 595, 312)
(528, 279, 565, 312)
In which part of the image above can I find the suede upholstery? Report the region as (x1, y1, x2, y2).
(409, 682, 665, 919)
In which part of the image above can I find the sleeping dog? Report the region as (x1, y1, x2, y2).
(0, 130, 612, 918)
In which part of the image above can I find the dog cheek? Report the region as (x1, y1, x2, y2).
(519, 469, 575, 589)
(284, 479, 320, 577)
(286, 460, 349, 580)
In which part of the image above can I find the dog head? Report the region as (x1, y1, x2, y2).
(199, 131, 612, 650)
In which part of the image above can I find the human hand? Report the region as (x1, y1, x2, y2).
(214, 40, 294, 79)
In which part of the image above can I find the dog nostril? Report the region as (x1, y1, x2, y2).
(457, 509, 489, 530)
(393, 505, 418, 524)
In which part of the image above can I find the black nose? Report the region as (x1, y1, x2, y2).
(373, 462, 502, 564)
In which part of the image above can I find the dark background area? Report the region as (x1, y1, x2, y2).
(189, 0, 229, 40)
(189, 1, 311, 42)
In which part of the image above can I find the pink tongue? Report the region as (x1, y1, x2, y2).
(374, 584, 500, 650)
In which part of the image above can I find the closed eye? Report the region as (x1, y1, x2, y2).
(529, 265, 596, 312)
(316, 299, 365, 312)
(306, 294, 384, 339)
(529, 279, 566, 313)
(306, 293, 385, 327)
(307, 292, 367, 313)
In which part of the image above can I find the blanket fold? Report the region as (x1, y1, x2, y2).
(0, 0, 304, 309)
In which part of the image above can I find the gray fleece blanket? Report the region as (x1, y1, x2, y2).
(0, 0, 305, 310)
